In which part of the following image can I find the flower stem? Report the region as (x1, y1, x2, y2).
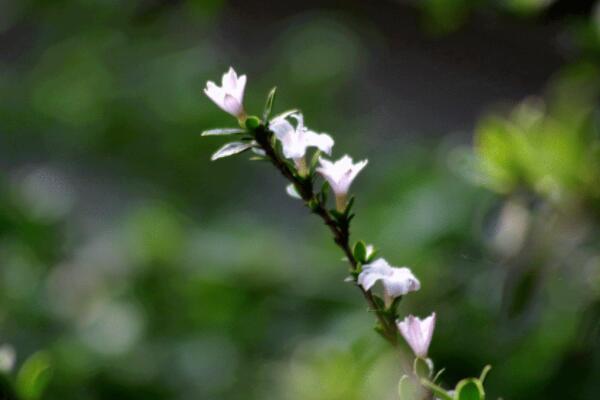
(253, 125, 398, 346)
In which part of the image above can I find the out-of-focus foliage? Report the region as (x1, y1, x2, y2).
(0, 0, 600, 400)
(417, 0, 600, 36)
(474, 65, 600, 208)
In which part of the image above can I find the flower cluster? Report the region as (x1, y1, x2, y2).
(202, 67, 490, 400)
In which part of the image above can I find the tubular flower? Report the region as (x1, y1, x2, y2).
(397, 313, 436, 358)
(204, 67, 247, 119)
(317, 155, 368, 210)
(357, 258, 420, 306)
(270, 112, 334, 175)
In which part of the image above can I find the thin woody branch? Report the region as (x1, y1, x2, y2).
(254, 125, 399, 345)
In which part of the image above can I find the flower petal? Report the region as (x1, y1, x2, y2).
(270, 118, 295, 141)
(397, 313, 436, 358)
(223, 94, 245, 118)
(204, 68, 247, 118)
(304, 131, 334, 155)
(316, 155, 367, 196)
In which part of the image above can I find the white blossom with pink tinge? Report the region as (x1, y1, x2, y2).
(357, 258, 420, 306)
(270, 112, 334, 169)
(317, 155, 368, 210)
(204, 67, 247, 119)
(397, 312, 436, 358)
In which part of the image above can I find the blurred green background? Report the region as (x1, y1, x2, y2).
(0, 0, 599, 399)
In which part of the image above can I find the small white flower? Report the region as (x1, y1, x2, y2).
(0, 344, 16, 373)
(270, 112, 334, 174)
(358, 258, 420, 306)
(397, 313, 436, 358)
(204, 67, 247, 119)
(316, 155, 367, 210)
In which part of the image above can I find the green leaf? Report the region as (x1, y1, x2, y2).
(270, 109, 298, 122)
(398, 375, 419, 400)
(373, 324, 387, 339)
(309, 149, 322, 173)
(211, 142, 255, 161)
(329, 209, 343, 222)
(371, 295, 385, 310)
(201, 128, 245, 136)
(413, 357, 432, 379)
(343, 196, 355, 216)
(318, 181, 329, 204)
(433, 368, 446, 383)
(263, 86, 277, 120)
(366, 250, 378, 263)
(479, 365, 492, 384)
(421, 379, 453, 400)
(307, 198, 320, 211)
(387, 295, 402, 314)
(16, 352, 52, 400)
(454, 378, 485, 400)
(353, 241, 367, 263)
(286, 184, 302, 199)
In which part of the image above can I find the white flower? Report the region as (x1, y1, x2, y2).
(0, 344, 16, 372)
(270, 112, 334, 173)
(357, 258, 420, 306)
(316, 155, 367, 210)
(204, 67, 247, 119)
(397, 313, 436, 358)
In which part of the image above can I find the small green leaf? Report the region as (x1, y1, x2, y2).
(371, 295, 385, 310)
(270, 131, 278, 148)
(307, 198, 319, 210)
(433, 368, 446, 383)
(363, 244, 378, 262)
(329, 209, 343, 222)
(388, 295, 402, 314)
(270, 109, 298, 122)
(343, 196, 355, 216)
(263, 86, 277, 120)
(310, 150, 322, 173)
(421, 379, 453, 400)
(318, 181, 329, 204)
(373, 324, 387, 339)
(201, 128, 245, 136)
(413, 357, 432, 379)
(353, 241, 368, 263)
(479, 365, 492, 384)
(454, 378, 484, 400)
(211, 142, 255, 161)
(16, 352, 52, 400)
(286, 184, 302, 199)
(398, 375, 419, 400)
